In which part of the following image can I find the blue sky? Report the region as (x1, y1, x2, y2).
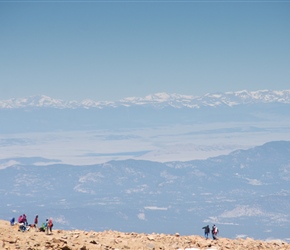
(1, 0, 290, 101)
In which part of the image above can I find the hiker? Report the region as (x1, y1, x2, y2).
(39, 222, 46, 232)
(10, 217, 15, 226)
(202, 225, 210, 239)
(45, 219, 49, 234)
(47, 218, 53, 234)
(18, 215, 23, 223)
(18, 222, 26, 232)
(211, 224, 219, 240)
(34, 215, 39, 232)
(45, 219, 53, 234)
(22, 214, 28, 226)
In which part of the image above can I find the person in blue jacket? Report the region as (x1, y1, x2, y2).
(10, 217, 15, 226)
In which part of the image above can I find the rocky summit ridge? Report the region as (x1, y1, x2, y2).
(1, 220, 289, 250)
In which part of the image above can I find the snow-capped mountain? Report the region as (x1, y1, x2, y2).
(1, 89, 290, 109)
(1, 89, 290, 134)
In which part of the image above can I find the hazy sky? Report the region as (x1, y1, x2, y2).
(1, 0, 290, 101)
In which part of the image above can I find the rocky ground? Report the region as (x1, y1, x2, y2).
(1, 220, 289, 250)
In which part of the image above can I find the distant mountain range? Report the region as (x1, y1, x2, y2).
(1, 89, 290, 241)
(1, 89, 290, 109)
(1, 89, 290, 134)
(0, 141, 290, 241)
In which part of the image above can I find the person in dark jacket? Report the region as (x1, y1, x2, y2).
(34, 215, 39, 232)
(202, 225, 210, 239)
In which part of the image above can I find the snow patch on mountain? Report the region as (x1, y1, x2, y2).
(220, 205, 264, 218)
(0, 160, 20, 169)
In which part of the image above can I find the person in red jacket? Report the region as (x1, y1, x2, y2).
(18, 215, 23, 223)
(47, 218, 53, 234)
(211, 224, 219, 240)
(22, 214, 27, 226)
